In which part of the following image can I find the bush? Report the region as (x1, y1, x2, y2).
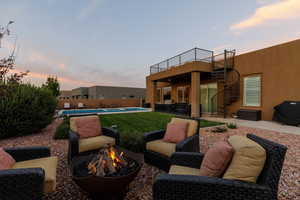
(227, 123, 237, 129)
(120, 131, 145, 153)
(211, 126, 228, 133)
(54, 117, 70, 139)
(0, 84, 57, 139)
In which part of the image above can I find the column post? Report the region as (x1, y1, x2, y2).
(150, 81, 157, 111)
(191, 72, 200, 118)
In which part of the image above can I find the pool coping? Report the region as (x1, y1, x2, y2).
(58, 107, 152, 117)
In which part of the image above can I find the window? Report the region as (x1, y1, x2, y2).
(163, 87, 172, 104)
(156, 88, 161, 103)
(243, 75, 261, 107)
(177, 87, 188, 103)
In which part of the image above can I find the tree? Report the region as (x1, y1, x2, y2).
(42, 76, 60, 97)
(0, 21, 28, 85)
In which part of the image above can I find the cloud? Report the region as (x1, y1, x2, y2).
(230, 0, 300, 30)
(78, 0, 103, 20)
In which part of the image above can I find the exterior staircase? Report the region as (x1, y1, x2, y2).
(210, 50, 240, 118)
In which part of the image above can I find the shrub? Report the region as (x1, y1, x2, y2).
(0, 84, 57, 139)
(120, 131, 145, 153)
(211, 126, 228, 133)
(54, 117, 70, 139)
(227, 123, 237, 129)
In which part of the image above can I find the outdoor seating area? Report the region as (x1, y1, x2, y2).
(0, 114, 299, 200)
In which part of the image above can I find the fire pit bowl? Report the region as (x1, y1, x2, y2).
(70, 147, 142, 200)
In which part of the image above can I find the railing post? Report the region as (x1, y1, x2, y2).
(179, 55, 181, 65)
(167, 59, 169, 68)
(194, 48, 197, 61)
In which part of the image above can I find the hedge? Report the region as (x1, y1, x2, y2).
(0, 84, 57, 139)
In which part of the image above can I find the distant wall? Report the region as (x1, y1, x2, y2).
(57, 98, 141, 109)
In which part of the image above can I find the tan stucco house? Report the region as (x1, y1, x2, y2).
(146, 39, 300, 121)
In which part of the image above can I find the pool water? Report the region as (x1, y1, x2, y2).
(60, 107, 148, 116)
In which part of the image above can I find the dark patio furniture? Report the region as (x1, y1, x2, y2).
(144, 116, 200, 171)
(68, 127, 120, 162)
(0, 146, 56, 200)
(237, 109, 262, 121)
(153, 134, 287, 200)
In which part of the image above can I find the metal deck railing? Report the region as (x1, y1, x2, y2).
(149, 48, 214, 74)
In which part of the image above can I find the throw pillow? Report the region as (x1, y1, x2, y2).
(199, 141, 234, 177)
(163, 122, 188, 143)
(0, 147, 16, 170)
(73, 115, 102, 138)
(223, 135, 266, 183)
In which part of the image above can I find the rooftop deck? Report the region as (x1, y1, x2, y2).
(149, 48, 235, 76)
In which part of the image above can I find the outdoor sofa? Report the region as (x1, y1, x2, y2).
(0, 146, 58, 200)
(144, 116, 200, 171)
(153, 134, 287, 200)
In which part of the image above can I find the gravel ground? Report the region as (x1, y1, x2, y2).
(0, 119, 299, 200)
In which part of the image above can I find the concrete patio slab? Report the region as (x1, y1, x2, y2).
(202, 117, 300, 136)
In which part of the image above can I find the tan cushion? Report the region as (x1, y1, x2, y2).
(223, 135, 266, 183)
(163, 122, 188, 143)
(71, 115, 102, 139)
(70, 118, 77, 132)
(0, 147, 16, 170)
(169, 165, 199, 176)
(146, 139, 176, 157)
(171, 118, 198, 137)
(199, 141, 234, 177)
(79, 135, 115, 153)
(13, 156, 58, 193)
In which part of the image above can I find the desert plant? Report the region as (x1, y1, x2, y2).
(54, 117, 70, 139)
(0, 84, 57, 139)
(227, 123, 237, 129)
(211, 126, 228, 133)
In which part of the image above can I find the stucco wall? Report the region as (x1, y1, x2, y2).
(227, 39, 300, 120)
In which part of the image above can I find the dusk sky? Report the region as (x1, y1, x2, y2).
(1, 0, 300, 90)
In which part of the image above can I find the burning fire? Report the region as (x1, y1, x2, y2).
(88, 145, 127, 176)
(109, 147, 124, 168)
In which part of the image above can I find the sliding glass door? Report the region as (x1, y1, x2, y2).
(200, 83, 217, 113)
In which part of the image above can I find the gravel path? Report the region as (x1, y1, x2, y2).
(0, 119, 299, 200)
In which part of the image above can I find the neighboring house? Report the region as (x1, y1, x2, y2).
(146, 39, 300, 121)
(59, 90, 72, 100)
(59, 86, 146, 100)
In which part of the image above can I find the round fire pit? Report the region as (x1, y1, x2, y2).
(70, 147, 142, 200)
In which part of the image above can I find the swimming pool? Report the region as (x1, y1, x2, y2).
(59, 107, 150, 116)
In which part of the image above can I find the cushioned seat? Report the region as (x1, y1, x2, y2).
(146, 139, 176, 157)
(169, 165, 199, 176)
(13, 156, 58, 193)
(79, 135, 115, 153)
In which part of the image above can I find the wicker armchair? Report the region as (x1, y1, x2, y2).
(68, 127, 120, 162)
(153, 134, 287, 200)
(0, 146, 57, 200)
(144, 117, 200, 171)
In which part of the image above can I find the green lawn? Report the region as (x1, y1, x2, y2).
(55, 112, 223, 152)
(101, 112, 223, 132)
